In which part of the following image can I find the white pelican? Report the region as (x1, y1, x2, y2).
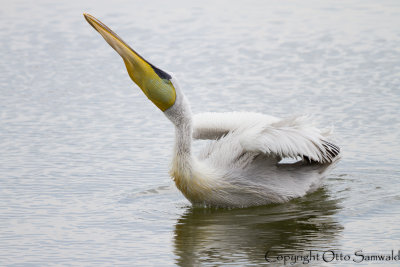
(84, 14, 340, 208)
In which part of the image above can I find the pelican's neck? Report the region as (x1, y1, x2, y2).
(167, 95, 193, 161)
(164, 87, 193, 181)
(173, 116, 192, 159)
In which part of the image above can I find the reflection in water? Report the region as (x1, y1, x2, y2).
(174, 189, 342, 266)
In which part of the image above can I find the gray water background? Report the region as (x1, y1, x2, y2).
(1, 0, 400, 265)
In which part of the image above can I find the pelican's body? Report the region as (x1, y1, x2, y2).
(84, 14, 340, 208)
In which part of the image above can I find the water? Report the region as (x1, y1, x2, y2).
(1, 0, 399, 265)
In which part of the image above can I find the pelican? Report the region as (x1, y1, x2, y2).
(83, 14, 340, 208)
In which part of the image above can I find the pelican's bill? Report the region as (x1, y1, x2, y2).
(83, 13, 176, 111)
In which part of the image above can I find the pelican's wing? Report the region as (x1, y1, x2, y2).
(193, 112, 340, 163)
(240, 116, 340, 163)
(192, 112, 279, 140)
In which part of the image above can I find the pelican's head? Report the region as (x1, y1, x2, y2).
(83, 13, 176, 112)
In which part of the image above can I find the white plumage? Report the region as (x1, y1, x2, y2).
(165, 76, 340, 208)
(84, 13, 341, 208)
(193, 112, 338, 163)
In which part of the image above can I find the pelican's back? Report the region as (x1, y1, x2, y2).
(191, 112, 340, 207)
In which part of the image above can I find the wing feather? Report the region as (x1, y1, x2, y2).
(193, 112, 340, 163)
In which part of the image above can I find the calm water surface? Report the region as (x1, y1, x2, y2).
(1, 0, 400, 266)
